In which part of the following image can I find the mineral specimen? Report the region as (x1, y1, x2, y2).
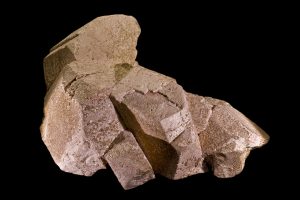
(41, 15, 269, 189)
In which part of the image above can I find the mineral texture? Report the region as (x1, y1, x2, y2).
(41, 15, 269, 189)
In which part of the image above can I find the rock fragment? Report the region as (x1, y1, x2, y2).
(104, 131, 155, 190)
(197, 96, 269, 178)
(41, 15, 269, 189)
(43, 15, 140, 89)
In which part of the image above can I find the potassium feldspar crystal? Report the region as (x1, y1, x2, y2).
(41, 15, 269, 189)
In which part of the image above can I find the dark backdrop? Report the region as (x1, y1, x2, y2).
(5, 1, 291, 198)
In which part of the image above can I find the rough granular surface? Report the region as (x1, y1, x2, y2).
(41, 15, 269, 190)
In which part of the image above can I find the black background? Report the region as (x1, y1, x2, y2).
(4, 0, 293, 198)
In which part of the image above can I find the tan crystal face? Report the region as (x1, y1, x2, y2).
(41, 14, 269, 190)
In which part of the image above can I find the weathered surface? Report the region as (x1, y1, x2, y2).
(191, 95, 269, 178)
(41, 15, 139, 177)
(104, 131, 155, 190)
(41, 15, 269, 190)
(110, 79, 204, 180)
(43, 15, 140, 89)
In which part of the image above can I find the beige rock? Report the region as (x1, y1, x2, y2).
(104, 131, 155, 189)
(188, 94, 269, 178)
(43, 15, 140, 89)
(41, 65, 124, 176)
(111, 80, 204, 179)
(41, 15, 140, 177)
(41, 15, 269, 190)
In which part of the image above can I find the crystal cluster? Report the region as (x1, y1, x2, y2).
(41, 15, 269, 190)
